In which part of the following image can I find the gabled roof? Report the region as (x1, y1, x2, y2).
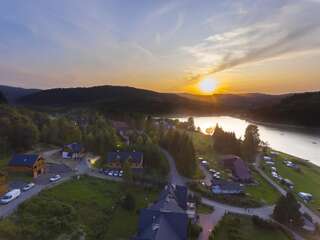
(107, 151, 143, 164)
(212, 180, 243, 192)
(134, 209, 188, 240)
(158, 184, 188, 210)
(221, 155, 251, 181)
(8, 154, 41, 167)
(133, 184, 188, 240)
(63, 143, 83, 153)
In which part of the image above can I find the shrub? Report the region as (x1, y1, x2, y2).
(188, 221, 203, 240)
(121, 193, 136, 211)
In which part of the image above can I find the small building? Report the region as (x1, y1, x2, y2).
(133, 184, 189, 240)
(211, 180, 244, 195)
(8, 154, 45, 178)
(106, 151, 143, 169)
(62, 143, 84, 160)
(221, 155, 252, 183)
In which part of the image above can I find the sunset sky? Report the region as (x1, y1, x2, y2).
(0, 0, 320, 94)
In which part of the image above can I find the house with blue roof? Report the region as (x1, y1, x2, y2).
(133, 184, 189, 240)
(8, 154, 45, 178)
(62, 143, 84, 160)
(106, 151, 143, 169)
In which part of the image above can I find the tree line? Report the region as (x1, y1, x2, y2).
(212, 124, 260, 162)
(0, 105, 118, 157)
(160, 129, 197, 178)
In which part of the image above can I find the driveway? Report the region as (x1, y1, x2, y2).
(160, 148, 187, 186)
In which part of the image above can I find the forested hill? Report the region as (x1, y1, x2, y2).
(0, 85, 40, 103)
(18, 85, 216, 114)
(251, 91, 320, 127)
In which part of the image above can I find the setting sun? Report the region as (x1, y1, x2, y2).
(198, 77, 218, 94)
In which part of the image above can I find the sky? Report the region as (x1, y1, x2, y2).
(0, 0, 320, 94)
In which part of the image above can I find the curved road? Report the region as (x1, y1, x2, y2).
(160, 148, 306, 240)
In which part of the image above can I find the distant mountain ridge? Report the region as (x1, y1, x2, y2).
(4, 84, 320, 126)
(0, 85, 40, 103)
(251, 91, 320, 127)
(17, 85, 217, 114)
(180, 92, 289, 109)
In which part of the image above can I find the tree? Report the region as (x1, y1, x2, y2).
(242, 124, 260, 162)
(273, 192, 303, 227)
(212, 124, 241, 155)
(0, 92, 7, 104)
(121, 193, 136, 211)
(122, 161, 133, 184)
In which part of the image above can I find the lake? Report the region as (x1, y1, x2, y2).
(176, 116, 320, 166)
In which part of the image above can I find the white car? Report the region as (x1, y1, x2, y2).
(22, 182, 35, 191)
(50, 174, 61, 182)
(108, 170, 114, 176)
(113, 171, 119, 177)
(1, 189, 21, 204)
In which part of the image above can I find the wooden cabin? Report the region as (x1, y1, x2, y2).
(106, 151, 143, 169)
(8, 154, 45, 178)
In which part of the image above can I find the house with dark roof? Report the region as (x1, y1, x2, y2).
(211, 180, 244, 195)
(111, 120, 130, 144)
(106, 151, 143, 169)
(133, 184, 189, 240)
(8, 154, 45, 178)
(221, 155, 252, 183)
(62, 143, 84, 160)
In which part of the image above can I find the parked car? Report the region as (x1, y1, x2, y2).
(103, 169, 110, 175)
(0, 189, 21, 204)
(298, 192, 313, 202)
(50, 174, 62, 182)
(108, 170, 114, 176)
(22, 182, 35, 191)
(209, 169, 216, 174)
(113, 171, 119, 177)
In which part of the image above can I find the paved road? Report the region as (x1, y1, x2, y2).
(160, 148, 187, 186)
(255, 154, 320, 225)
(0, 173, 74, 218)
(198, 208, 225, 240)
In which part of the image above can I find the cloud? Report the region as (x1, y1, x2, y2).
(182, 1, 320, 79)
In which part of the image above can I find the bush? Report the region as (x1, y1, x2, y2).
(188, 221, 203, 240)
(121, 193, 136, 211)
(252, 215, 276, 230)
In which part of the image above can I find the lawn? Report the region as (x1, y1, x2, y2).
(262, 151, 320, 212)
(246, 171, 280, 205)
(0, 176, 159, 240)
(211, 214, 291, 240)
(198, 203, 214, 214)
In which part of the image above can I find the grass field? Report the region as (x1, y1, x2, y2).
(246, 171, 280, 205)
(212, 214, 291, 240)
(0, 176, 159, 240)
(262, 151, 320, 212)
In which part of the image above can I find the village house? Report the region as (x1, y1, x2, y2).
(111, 120, 130, 144)
(221, 155, 252, 183)
(211, 180, 244, 195)
(133, 184, 189, 240)
(8, 154, 45, 178)
(62, 143, 84, 160)
(106, 151, 143, 169)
